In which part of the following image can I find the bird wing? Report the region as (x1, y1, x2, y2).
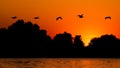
(105, 16, 111, 19)
(77, 14, 83, 18)
(34, 17, 39, 19)
(12, 16, 17, 19)
(56, 17, 62, 21)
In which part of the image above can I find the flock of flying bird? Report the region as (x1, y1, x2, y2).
(11, 14, 111, 21)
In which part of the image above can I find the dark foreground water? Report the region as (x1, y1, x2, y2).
(0, 58, 120, 68)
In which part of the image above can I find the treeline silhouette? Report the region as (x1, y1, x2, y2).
(0, 19, 120, 58)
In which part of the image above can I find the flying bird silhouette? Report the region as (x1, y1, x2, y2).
(77, 14, 84, 18)
(11, 16, 17, 19)
(34, 16, 39, 19)
(56, 16, 63, 21)
(105, 16, 111, 20)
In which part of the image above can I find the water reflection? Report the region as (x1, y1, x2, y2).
(0, 58, 119, 68)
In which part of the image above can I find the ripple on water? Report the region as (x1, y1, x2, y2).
(0, 58, 119, 68)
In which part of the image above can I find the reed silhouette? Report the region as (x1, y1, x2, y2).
(0, 19, 120, 58)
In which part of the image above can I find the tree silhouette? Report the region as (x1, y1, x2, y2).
(0, 19, 120, 58)
(74, 35, 84, 49)
(87, 34, 120, 57)
(0, 19, 53, 57)
(53, 32, 73, 57)
(73, 35, 85, 57)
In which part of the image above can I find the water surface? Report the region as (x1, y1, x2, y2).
(0, 58, 120, 68)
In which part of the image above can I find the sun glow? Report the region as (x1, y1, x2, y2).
(82, 33, 100, 47)
(83, 36, 93, 46)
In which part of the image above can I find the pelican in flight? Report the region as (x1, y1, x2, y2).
(56, 16, 63, 21)
(34, 16, 39, 19)
(11, 16, 17, 19)
(77, 14, 84, 18)
(105, 16, 111, 20)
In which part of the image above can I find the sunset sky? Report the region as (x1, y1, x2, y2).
(0, 0, 120, 46)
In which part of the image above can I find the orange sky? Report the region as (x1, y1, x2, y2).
(0, 0, 120, 46)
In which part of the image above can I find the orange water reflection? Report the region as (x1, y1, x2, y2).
(0, 58, 119, 68)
